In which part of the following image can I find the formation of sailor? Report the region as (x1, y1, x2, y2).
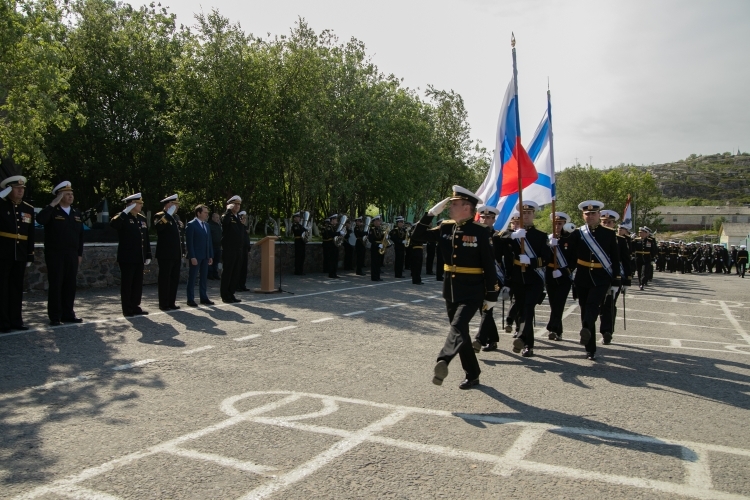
(545, 211, 574, 342)
(153, 194, 184, 311)
(632, 226, 656, 290)
(0, 175, 35, 332)
(291, 212, 306, 275)
(411, 186, 498, 389)
(36, 181, 84, 325)
(220, 195, 244, 303)
(597, 209, 632, 345)
(110, 193, 152, 316)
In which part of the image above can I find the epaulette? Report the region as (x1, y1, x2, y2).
(155, 211, 165, 217)
(441, 219, 455, 224)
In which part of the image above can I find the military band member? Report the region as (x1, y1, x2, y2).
(354, 217, 367, 276)
(321, 214, 341, 279)
(545, 212, 574, 341)
(563, 201, 621, 360)
(411, 186, 498, 389)
(368, 215, 384, 281)
(633, 227, 656, 290)
(153, 194, 183, 311)
(220, 195, 244, 303)
(110, 193, 152, 317)
(390, 217, 407, 278)
(343, 220, 355, 271)
(37, 181, 84, 325)
(408, 221, 424, 285)
(237, 211, 250, 291)
(291, 212, 306, 275)
(597, 210, 632, 345)
(737, 245, 748, 278)
(0, 175, 35, 332)
(508, 201, 551, 358)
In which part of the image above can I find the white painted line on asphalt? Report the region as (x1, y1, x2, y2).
(535, 304, 577, 336)
(311, 317, 334, 323)
(493, 427, 548, 477)
(373, 306, 389, 311)
(671, 297, 679, 302)
(682, 446, 713, 489)
(31, 375, 91, 391)
(48, 485, 121, 499)
(411, 299, 424, 303)
(426, 295, 439, 299)
(670, 339, 682, 348)
(625, 308, 750, 323)
(270, 325, 297, 333)
(343, 310, 365, 316)
(618, 343, 750, 355)
(616, 317, 733, 330)
(235, 334, 261, 342)
(163, 446, 276, 475)
(183, 345, 214, 355)
(719, 301, 750, 346)
(111, 359, 157, 371)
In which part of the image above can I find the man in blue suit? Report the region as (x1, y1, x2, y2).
(186, 204, 215, 307)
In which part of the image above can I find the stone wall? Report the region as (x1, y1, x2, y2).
(24, 241, 401, 291)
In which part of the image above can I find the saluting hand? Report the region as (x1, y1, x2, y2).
(50, 192, 64, 207)
(428, 197, 451, 216)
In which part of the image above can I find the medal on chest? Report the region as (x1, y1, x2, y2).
(462, 235, 477, 247)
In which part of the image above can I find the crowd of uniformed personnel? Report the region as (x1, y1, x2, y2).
(2, 175, 747, 390)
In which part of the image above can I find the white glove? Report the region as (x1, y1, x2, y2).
(50, 192, 64, 207)
(549, 237, 559, 247)
(483, 300, 496, 311)
(552, 269, 562, 278)
(402, 240, 407, 245)
(511, 228, 526, 240)
(378, 244, 383, 249)
(145, 259, 152, 266)
(26, 262, 31, 268)
(519, 255, 530, 265)
(610, 286, 619, 295)
(227, 203, 235, 211)
(338, 230, 345, 236)
(500, 286, 511, 301)
(167, 205, 176, 215)
(428, 197, 451, 216)
(563, 222, 576, 233)
(0, 186, 11, 199)
(123, 203, 136, 214)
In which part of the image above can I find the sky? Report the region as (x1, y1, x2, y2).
(162, 0, 749, 170)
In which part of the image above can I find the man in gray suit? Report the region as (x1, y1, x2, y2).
(186, 204, 214, 306)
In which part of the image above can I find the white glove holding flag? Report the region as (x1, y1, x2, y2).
(500, 286, 511, 301)
(549, 237, 559, 247)
(428, 197, 451, 216)
(483, 300, 496, 311)
(123, 203, 136, 214)
(511, 228, 526, 240)
(552, 269, 562, 278)
(145, 259, 151, 266)
(519, 255, 530, 265)
(0, 186, 11, 199)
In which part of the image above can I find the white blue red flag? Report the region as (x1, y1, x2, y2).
(475, 79, 538, 230)
(520, 108, 555, 207)
(621, 194, 633, 230)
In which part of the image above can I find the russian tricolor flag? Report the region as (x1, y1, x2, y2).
(475, 79, 538, 230)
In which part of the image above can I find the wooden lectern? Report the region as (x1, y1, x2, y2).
(253, 236, 280, 293)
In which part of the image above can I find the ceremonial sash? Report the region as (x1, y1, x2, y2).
(522, 240, 546, 282)
(579, 224, 613, 278)
(495, 261, 506, 286)
(553, 245, 568, 269)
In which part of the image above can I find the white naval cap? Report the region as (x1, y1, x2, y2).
(450, 185, 483, 206)
(578, 200, 604, 212)
(741, 245, 747, 249)
(227, 195, 242, 204)
(394, 216, 405, 222)
(160, 194, 179, 204)
(372, 214, 382, 221)
(477, 205, 499, 216)
(639, 226, 652, 234)
(329, 213, 339, 219)
(510, 210, 520, 219)
(122, 193, 143, 203)
(516, 200, 539, 211)
(52, 181, 73, 195)
(0, 175, 26, 188)
(550, 211, 570, 222)
(600, 209, 620, 221)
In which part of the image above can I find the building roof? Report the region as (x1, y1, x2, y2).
(719, 223, 750, 237)
(655, 206, 750, 215)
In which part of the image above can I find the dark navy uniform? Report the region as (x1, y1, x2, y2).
(37, 203, 84, 323)
(408, 237, 423, 284)
(154, 210, 183, 309)
(0, 196, 35, 331)
(321, 221, 339, 278)
(633, 235, 656, 288)
(343, 226, 354, 271)
(599, 229, 632, 342)
(238, 220, 250, 290)
(368, 224, 385, 281)
(412, 214, 498, 382)
(546, 231, 574, 340)
(425, 240, 436, 275)
(737, 248, 748, 277)
(220, 209, 244, 302)
(354, 222, 367, 275)
(110, 210, 152, 316)
(475, 228, 512, 349)
(390, 225, 407, 278)
(291, 220, 306, 275)
(567, 224, 621, 356)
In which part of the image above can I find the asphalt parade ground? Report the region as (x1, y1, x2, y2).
(2, 268, 750, 499)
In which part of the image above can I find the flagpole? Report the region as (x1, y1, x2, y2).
(548, 83, 558, 269)
(511, 33, 526, 271)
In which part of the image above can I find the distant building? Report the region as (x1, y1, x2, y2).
(655, 206, 750, 230)
(719, 223, 750, 247)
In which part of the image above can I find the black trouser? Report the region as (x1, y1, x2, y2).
(344, 242, 353, 270)
(119, 262, 144, 315)
(0, 259, 26, 329)
(507, 296, 519, 330)
(425, 243, 435, 274)
(209, 245, 221, 278)
(475, 308, 499, 346)
(294, 239, 305, 274)
(355, 242, 366, 274)
(238, 249, 248, 288)
(599, 287, 621, 335)
(435, 251, 444, 280)
(370, 247, 381, 281)
(739, 262, 747, 277)
(323, 241, 337, 277)
(513, 280, 545, 349)
(439, 300, 482, 380)
(577, 283, 609, 354)
(636, 258, 652, 286)
(411, 247, 423, 283)
(220, 248, 241, 299)
(46, 251, 79, 321)
(394, 245, 405, 277)
(715, 260, 725, 273)
(157, 258, 181, 308)
(546, 276, 572, 336)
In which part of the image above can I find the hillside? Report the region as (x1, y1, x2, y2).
(636, 153, 750, 202)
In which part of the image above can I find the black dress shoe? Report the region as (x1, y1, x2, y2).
(187, 301, 199, 307)
(587, 352, 596, 361)
(61, 317, 83, 323)
(512, 338, 524, 353)
(432, 360, 449, 386)
(602, 332, 612, 345)
(159, 307, 171, 311)
(413, 282, 424, 285)
(238, 287, 250, 292)
(200, 300, 215, 305)
(458, 378, 479, 390)
(548, 331, 558, 341)
(579, 327, 591, 345)
(472, 340, 482, 353)
(135, 310, 149, 315)
(49, 320, 62, 326)
(222, 298, 234, 304)
(482, 342, 498, 352)
(521, 347, 534, 357)
(170, 305, 181, 310)
(11, 325, 28, 331)
(231, 297, 242, 303)
(123, 312, 135, 317)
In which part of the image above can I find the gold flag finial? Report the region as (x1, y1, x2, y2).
(511, 32, 516, 47)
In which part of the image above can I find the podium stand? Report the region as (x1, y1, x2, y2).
(253, 236, 280, 293)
